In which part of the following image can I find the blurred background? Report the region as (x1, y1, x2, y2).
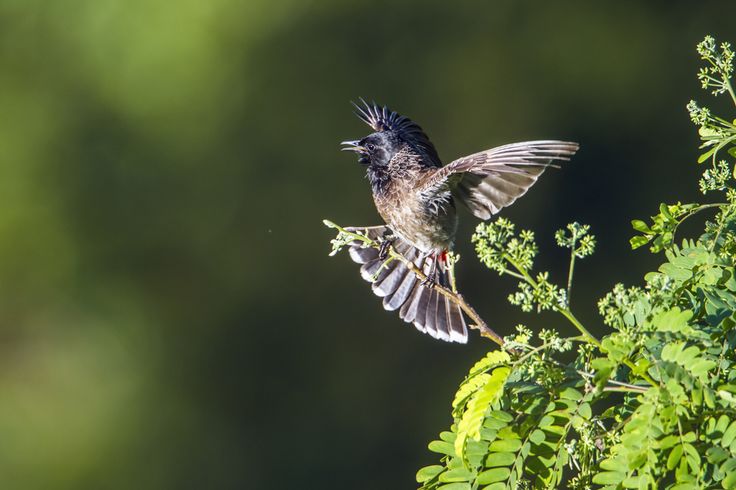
(1, 1, 735, 488)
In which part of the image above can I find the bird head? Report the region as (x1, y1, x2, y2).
(340, 132, 401, 167)
(340, 99, 442, 168)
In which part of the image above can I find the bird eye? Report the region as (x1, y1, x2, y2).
(366, 143, 376, 151)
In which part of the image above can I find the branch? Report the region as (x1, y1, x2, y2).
(324, 220, 506, 347)
(504, 255, 602, 348)
(577, 370, 649, 393)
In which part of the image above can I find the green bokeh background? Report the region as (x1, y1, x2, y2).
(1, 1, 735, 488)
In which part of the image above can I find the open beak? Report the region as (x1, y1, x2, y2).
(340, 140, 365, 153)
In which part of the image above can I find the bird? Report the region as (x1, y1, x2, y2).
(340, 99, 579, 344)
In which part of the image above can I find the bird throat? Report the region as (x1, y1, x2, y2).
(367, 165, 391, 196)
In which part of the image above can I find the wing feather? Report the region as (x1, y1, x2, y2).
(423, 140, 579, 219)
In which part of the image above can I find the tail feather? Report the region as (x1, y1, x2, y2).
(383, 249, 423, 311)
(345, 226, 468, 343)
(349, 246, 378, 264)
(373, 261, 407, 297)
(422, 290, 440, 338)
(447, 300, 467, 343)
(399, 282, 423, 324)
(359, 258, 387, 282)
(431, 293, 451, 341)
(385, 272, 417, 311)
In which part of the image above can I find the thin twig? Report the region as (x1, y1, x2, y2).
(503, 255, 603, 348)
(671, 202, 725, 247)
(577, 370, 649, 393)
(566, 239, 577, 306)
(325, 220, 506, 347)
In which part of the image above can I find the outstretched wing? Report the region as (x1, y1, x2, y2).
(423, 141, 579, 220)
(352, 98, 443, 167)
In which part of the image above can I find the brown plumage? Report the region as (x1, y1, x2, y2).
(341, 99, 578, 343)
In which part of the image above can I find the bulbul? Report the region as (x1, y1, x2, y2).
(341, 99, 578, 343)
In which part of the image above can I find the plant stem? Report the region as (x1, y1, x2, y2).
(512, 336, 588, 366)
(505, 255, 601, 348)
(726, 78, 736, 107)
(557, 308, 601, 349)
(503, 252, 660, 387)
(506, 256, 536, 285)
(325, 221, 506, 347)
(708, 203, 735, 253)
(566, 250, 576, 307)
(672, 203, 726, 246)
(624, 359, 658, 387)
(602, 386, 647, 394)
(577, 370, 649, 393)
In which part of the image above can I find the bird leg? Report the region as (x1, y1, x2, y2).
(421, 253, 439, 288)
(378, 230, 395, 261)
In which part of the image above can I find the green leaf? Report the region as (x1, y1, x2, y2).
(705, 387, 717, 408)
(480, 484, 506, 490)
(488, 438, 522, 453)
(723, 469, 736, 489)
(440, 431, 456, 443)
(723, 421, 736, 448)
(622, 475, 645, 488)
(475, 467, 511, 485)
(699, 126, 719, 137)
(683, 443, 701, 471)
(591, 357, 615, 391)
(466, 351, 512, 379)
(699, 147, 717, 163)
(661, 342, 685, 361)
(717, 415, 731, 434)
(485, 452, 515, 467)
(650, 307, 693, 333)
(660, 202, 673, 219)
(631, 235, 652, 249)
(439, 468, 474, 483)
(707, 447, 730, 464)
(632, 219, 653, 233)
(416, 465, 444, 483)
(592, 471, 626, 485)
(436, 483, 471, 490)
(667, 445, 683, 470)
(529, 429, 546, 445)
(675, 346, 701, 365)
(659, 435, 679, 450)
(453, 352, 513, 417)
(429, 440, 456, 456)
(455, 366, 511, 464)
(487, 410, 513, 423)
(578, 402, 592, 420)
(690, 359, 717, 379)
(660, 262, 693, 281)
(559, 387, 583, 401)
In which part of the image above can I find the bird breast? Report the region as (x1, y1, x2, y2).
(374, 177, 458, 254)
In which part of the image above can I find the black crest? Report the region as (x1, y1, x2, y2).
(352, 98, 442, 167)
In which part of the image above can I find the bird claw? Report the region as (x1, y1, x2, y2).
(378, 232, 395, 261)
(378, 240, 391, 261)
(421, 276, 436, 288)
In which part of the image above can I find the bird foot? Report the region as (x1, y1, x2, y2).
(421, 252, 441, 288)
(378, 232, 395, 260)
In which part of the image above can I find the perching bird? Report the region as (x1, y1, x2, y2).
(341, 99, 578, 343)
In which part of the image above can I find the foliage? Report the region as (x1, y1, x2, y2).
(411, 36, 736, 489)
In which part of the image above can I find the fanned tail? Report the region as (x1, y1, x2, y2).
(346, 226, 468, 343)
